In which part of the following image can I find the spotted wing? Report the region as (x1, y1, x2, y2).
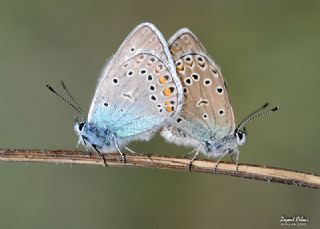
(162, 28, 235, 143)
(88, 23, 183, 139)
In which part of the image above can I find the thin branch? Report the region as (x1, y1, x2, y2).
(0, 148, 319, 189)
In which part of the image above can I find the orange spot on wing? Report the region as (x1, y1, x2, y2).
(165, 106, 173, 112)
(163, 87, 171, 97)
(159, 76, 167, 84)
(176, 65, 184, 71)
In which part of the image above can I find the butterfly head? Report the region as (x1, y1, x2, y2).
(47, 82, 109, 151)
(235, 127, 247, 146)
(203, 103, 279, 157)
(74, 119, 90, 145)
(74, 119, 113, 152)
(74, 120, 87, 135)
(204, 133, 241, 157)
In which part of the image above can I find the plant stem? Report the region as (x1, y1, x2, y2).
(0, 148, 319, 189)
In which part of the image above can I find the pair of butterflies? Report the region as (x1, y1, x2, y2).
(48, 22, 278, 169)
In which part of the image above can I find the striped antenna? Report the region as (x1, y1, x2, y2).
(236, 103, 279, 132)
(46, 84, 85, 122)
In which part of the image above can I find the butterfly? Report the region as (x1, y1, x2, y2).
(161, 28, 279, 171)
(47, 23, 183, 163)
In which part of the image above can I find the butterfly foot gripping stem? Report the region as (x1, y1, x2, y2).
(187, 149, 199, 171)
(188, 161, 193, 171)
(213, 156, 224, 173)
(230, 151, 240, 174)
(114, 139, 127, 164)
(92, 144, 107, 167)
(120, 152, 127, 164)
(213, 163, 219, 173)
(235, 164, 239, 174)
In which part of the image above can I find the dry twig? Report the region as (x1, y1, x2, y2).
(0, 148, 319, 189)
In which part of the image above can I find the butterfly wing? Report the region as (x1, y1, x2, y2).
(162, 28, 235, 146)
(88, 23, 183, 141)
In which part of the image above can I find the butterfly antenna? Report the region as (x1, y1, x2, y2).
(241, 102, 269, 122)
(236, 105, 279, 131)
(60, 81, 85, 117)
(46, 84, 85, 122)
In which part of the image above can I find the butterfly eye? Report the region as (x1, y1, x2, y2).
(130, 47, 135, 52)
(78, 122, 85, 131)
(236, 132, 246, 145)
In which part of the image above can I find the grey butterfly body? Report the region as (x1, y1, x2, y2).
(75, 23, 183, 153)
(161, 28, 245, 162)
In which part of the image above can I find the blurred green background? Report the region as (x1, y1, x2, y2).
(0, 0, 319, 228)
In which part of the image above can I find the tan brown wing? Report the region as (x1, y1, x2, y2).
(166, 28, 235, 140)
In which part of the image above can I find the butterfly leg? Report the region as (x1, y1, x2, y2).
(214, 151, 229, 173)
(91, 144, 107, 167)
(230, 150, 240, 173)
(114, 139, 126, 163)
(184, 148, 197, 158)
(188, 151, 199, 171)
(188, 143, 204, 171)
(81, 136, 92, 156)
(235, 150, 240, 173)
(124, 146, 137, 154)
